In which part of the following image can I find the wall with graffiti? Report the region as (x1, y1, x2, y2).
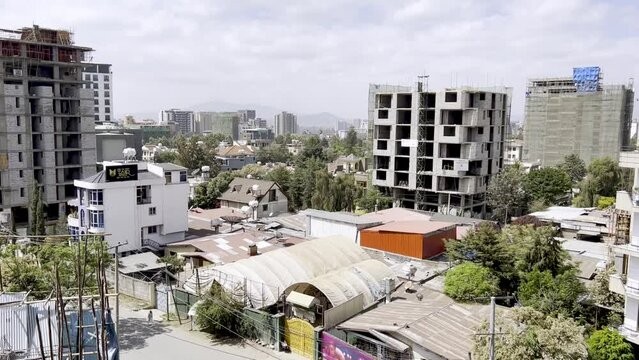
(321, 332, 375, 360)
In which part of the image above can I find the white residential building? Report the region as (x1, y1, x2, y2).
(612, 150, 639, 345)
(67, 161, 189, 254)
(217, 178, 288, 218)
(370, 82, 512, 218)
(82, 63, 113, 123)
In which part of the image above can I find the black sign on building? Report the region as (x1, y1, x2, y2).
(105, 164, 138, 182)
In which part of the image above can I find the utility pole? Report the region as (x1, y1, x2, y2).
(487, 294, 515, 360)
(108, 240, 128, 334)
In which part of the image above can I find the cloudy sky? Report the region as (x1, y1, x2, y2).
(1, 0, 638, 122)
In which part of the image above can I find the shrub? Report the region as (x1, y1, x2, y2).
(444, 263, 499, 302)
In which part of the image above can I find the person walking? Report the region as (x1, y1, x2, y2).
(147, 310, 153, 323)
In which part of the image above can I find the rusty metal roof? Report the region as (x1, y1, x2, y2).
(361, 220, 455, 235)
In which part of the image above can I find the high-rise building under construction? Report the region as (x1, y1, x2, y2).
(0, 25, 97, 227)
(370, 79, 512, 218)
(523, 67, 634, 167)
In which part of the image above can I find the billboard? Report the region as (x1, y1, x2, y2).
(105, 164, 138, 182)
(322, 333, 375, 360)
(573, 66, 600, 92)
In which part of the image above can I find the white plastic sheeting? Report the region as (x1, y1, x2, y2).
(183, 235, 392, 309)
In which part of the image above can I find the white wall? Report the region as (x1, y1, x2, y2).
(625, 297, 639, 332)
(307, 217, 359, 243)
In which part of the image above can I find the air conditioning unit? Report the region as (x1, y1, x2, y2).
(13, 69, 23, 76)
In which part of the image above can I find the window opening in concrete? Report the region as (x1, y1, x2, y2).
(397, 110, 411, 124)
(396, 142, 410, 156)
(396, 126, 410, 139)
(479, 92, 485, 100)
(377, 140, 388, 150)
(376, 170, 386, 180)
(395, 157, 410, 171)
(397, 93, 412, 108)
(377, 94, 392, 108)
(442, 110, 462, 125)
(395, 172, 409, 187)
(442, 159, 454, 170)
(378, 109, 388, 119)
(375, 156, 390, 169)
(443, 126, 456, 136)
(445, 92, 457, 102)
(376, 125, 391, 139)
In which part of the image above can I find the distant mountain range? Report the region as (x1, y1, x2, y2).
(123, 101, 349, 129)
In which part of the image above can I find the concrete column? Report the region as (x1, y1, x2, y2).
(313, 326, 323, 360)
(273, 313, 284, 351)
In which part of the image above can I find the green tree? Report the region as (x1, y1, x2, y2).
(525, 167, 571, 205)
(356, 188, 392, 213)
(191, 171, 236, 209)
(597, 196, 615, 209)
(558, 154, 587, 186)
(528, 198, 549, 213)
(487, 164, 529, 223)
(343, 127, 360, 155)
(158, 254, 185, 274)
(444, 263, 499, 302)
(28, 182, 46, 236)
(256, 144, 290, 163)
(586, 328, 634, 360)
(298, 135, 326, 163)
(195, 282, 256, 338)
(175, 135, 219, 172)
(153, 150, 178, 164)
(518, 268, 585, 316)
(516, 226, 566, 276)
(588, 157, 622, 197)
(473, 307, 587, 360)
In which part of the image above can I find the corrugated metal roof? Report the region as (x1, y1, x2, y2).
(217, 178, 277, 204)
(154, 163, 187, 171)
(286, 291, 317, 308)
(184, 235, 391, 308)
(361, 220, 455, 235)
(118, 252, 166, 274)
(0, 292, 27, 304)
(303, 209, 382, 226)
(338, 291, 498, 359)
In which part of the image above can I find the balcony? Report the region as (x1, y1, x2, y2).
(142, 238, 163, 252)
(67, 214, 79, 228)
(619, 150, 639, 169)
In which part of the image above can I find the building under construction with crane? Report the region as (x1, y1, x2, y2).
(0, 25, 97, 228)
(369, 78, 512, 219)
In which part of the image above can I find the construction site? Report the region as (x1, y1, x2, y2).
(523, 66, 635, 167)
(369, 78, 512, 218)
(0, 25, 97, 230)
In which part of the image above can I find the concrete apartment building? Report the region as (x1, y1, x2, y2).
(68, 161, 189, 254)
(0, 25, 97, 225)
(611, 149, 639, 345)
(82, 63, 112, 122)
(370, 81, 511, 218)
(523, 67, 634, 167)
(194, 111, 239, 139)
(274, 111, 297, 136)
(159, 108, 194, 134)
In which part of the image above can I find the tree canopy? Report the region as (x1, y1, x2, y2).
(443, 262, 499, 302)
(586, 328, 634, 360)
(558, 154, 587, 185)
(525, 167, 571, 205)
(487, 164, 529, 222)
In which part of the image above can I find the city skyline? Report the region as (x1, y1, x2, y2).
(2, 0, 638, 123)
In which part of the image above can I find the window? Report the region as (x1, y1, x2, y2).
(89, 189, 103, 205)
(268, 189, 277, 202)
(137, 185, 151, 204)
(18, 152, 22, 162)
(105, 99, 110, 106)
(478, 127, 484, 134)
(479, 92, 486, 100)
(105, 115, 110, 121)
(19, 170, 23, 178)
(94, 99, 99, 105)
(94, 107, 99, 113)
(262, 204, 268, 212)
(92, 74, 98, 81)
(179, 171, 187, 182)
(90, 210, 104, 228)
(104, 75, 110, 81)
(149, 207, 157, 215)
(15, 97, 20, 108)
(104, 91, 110, 98)
(17, 134, 21, 144)
(93, 83, 99, 89)
(445, 92, 458, 102)
(85, 74, 91, 81)
(20, 188, 24, 197)
(105, 107, 110, 113)
(148, 226, 157, 234)
(16, 116, 20, 127)
(94, 115, 100, 121)
(164, 172, 171, 183)
(104, 83, 110, 90)
(93, 91, 99, 97)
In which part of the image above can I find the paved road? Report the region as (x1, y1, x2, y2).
(118, 307, 293, 360)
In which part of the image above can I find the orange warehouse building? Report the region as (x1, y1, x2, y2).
(359, 220, 457, 259)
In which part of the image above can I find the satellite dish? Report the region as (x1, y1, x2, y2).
(248, 200, 259, 208)
(201, 166, 210, 172)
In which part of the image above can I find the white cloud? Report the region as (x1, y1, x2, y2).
(0, 0, 636, 121)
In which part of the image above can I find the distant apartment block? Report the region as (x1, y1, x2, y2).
(238, 109, 256, 123)
(523, 67, 634, 166)
(194, 111, 239, 139)
(0, 25, 97, 226)
(159, 109, 194, 134)
(370, 82, 511, 218)
(82, 63, 112, 122)
(274, 111, 297, 136)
